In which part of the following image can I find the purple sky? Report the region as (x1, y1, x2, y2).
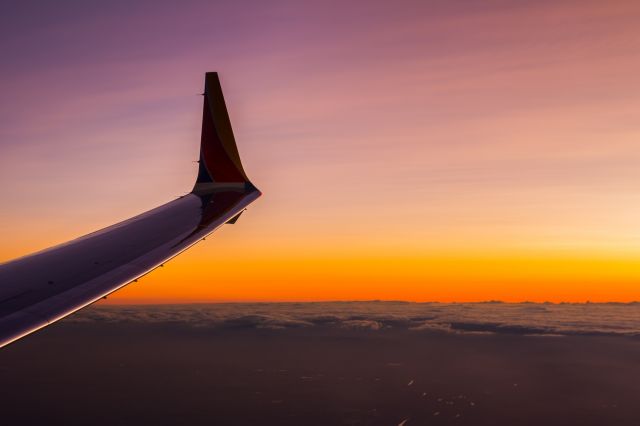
(2, 0, 640, 302)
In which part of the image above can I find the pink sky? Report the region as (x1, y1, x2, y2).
(1, 0, 640, 302)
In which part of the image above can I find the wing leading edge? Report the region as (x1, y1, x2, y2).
(0, 72, 261, 348)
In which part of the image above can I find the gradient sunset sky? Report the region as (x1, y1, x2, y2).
(1, 0, 639, 302)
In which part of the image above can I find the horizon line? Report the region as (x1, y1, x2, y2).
(97, 299, 640, 306)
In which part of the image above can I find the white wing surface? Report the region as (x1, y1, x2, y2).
(0, 72, 261, 348)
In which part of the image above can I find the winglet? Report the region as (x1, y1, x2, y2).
(193, 72, 252, 193)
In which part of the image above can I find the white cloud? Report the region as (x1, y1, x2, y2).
(65, 301, 640, 336)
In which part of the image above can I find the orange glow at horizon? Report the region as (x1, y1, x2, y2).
(99, 243, 640, 304)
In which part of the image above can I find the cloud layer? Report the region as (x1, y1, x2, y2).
(67, 301, 640, 336)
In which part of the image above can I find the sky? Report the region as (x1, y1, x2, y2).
(1, 0, 639, 302)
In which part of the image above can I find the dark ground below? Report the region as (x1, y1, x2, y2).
(1, 320, 640, 425)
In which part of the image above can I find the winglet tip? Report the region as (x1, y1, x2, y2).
(195, 72, 252, 189)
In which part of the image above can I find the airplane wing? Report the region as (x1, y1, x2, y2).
(0, 72, 261, 348)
